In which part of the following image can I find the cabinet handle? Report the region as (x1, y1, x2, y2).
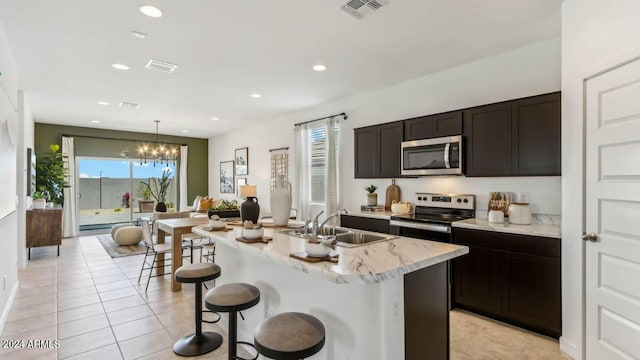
(581, 232, 598, 242)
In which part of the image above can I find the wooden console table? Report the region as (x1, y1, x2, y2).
(26, 207, 62, 259)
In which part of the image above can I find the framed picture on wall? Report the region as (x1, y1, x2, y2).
(220, 161, 235, 193)
(237, 177, 247, 197)
(235, 147, 248, 176)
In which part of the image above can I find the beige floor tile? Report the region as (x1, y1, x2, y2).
(98, 286, 139, 302)
(101, 294, 146, 313)
(57, 286, 98, 301)
(57, 293, 101, 311)
(111, 315, 165, 342)
(91, 273, 128, 285)
(106, 304, 155, 326)
(117, 329, 173, 360)
(2, 312, 57, 336)
(7, 302, 57, 322)
(58, 314, 110, 340)
(95, 279, 133, 293)
(57, 279, 95, 291)
(57, 327, 115, 359)
(57, 303, 105, 324)
(63, 344, 123, 360)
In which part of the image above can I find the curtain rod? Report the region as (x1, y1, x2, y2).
(294, 112, 348, 127)
(61, 133, 188, 146)
(269, 147, 289, 152)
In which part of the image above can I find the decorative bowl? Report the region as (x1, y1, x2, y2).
(208, 219, 226, 230)
(391, 201, 411, 214)
(242, 227, 264, 240)
(304, 242, 332, 258)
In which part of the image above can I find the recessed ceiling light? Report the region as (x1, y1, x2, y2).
(250, 93, 262, 98)
(97, 101, 110, 106)
(112, 63, 130, 70)
(313, 64, 327, 72)
(131, 31, 147, 39)
(181, 129, 189, 133)
(91, 120, 100, 124)
(139, 5, 163, 18)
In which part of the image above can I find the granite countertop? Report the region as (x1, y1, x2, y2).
(452, 216, 561, 238)
(192, 225, 467, 285)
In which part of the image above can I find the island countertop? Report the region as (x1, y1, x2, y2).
(191, 225, 468, 285)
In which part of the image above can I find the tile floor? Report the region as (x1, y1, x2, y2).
(0, 235, 571, 359)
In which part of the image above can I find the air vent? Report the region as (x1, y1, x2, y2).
(145, 59, 178, 73)
(341, 0, 387, 19)
(119, 102, 141, 109)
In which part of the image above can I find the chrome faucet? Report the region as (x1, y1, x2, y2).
(319, 209, 348, 236)
(310, 210, 324, 237)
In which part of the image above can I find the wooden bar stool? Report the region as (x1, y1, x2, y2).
(254, 312, 325, 360)
(205, 283, 260, 360)
(173, 263, 223, 356)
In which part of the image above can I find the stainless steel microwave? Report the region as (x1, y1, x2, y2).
(401, 135, 463, 176)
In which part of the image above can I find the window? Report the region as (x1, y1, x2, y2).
(309, 123, 339, 204)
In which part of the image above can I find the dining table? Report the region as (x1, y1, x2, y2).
(155, 216, 208, 291)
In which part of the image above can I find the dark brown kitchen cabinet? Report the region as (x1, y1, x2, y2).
(452, 227, 561, 338)
(511, 92, 561, 175)
(464, 92, 561, 177)
(404, 110, 462, 141)
(354, 121, 403, 178)
(340, 214, 390, 234)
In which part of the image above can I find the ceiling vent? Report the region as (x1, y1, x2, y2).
(341, 0, 387, 19)
(145, 59, 178, 73)
(119, 102, 141, 109)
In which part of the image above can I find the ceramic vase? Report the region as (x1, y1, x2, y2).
(155, 201, 167, 212)
(270, 178, 292, 226)
(32, 199, 46, 209)
(241, 197, 260, 224)
(366, 193, 377, 206)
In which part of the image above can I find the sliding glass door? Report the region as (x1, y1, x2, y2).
(77, 157, 176, 231)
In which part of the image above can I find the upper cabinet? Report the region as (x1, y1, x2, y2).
(404, 111, 462, 141)
(464, 92, 561, 177)
(354, 121, 403, 178)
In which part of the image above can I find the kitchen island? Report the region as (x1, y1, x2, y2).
(192, 225, 468, 360)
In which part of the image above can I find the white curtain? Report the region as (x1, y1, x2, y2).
(179, 145, 188, 210)
(294, 123, 311, 221)
(324, 117, 339, 216)
(62, 136, 77, 238)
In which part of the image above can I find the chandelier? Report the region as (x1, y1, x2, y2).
(138, 120, 178, 167)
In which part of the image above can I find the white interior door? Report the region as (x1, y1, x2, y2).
(585, 57, 640, 359)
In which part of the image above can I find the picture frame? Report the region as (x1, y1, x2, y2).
(220, 161, 235, 193)
(237, 177, 247, 197)
(235, 147, 248, 176)
(27, 147, 36, 196)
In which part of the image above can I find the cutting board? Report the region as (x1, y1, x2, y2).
(289, 251, 339, 263)
(235, 236, 273, 244)
(385, 179, 401, 211)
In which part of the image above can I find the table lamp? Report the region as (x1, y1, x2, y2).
(240, 184, 260, 224)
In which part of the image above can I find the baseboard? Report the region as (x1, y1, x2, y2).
(559, 336, 580, 360)
(0, 281, 19, 336)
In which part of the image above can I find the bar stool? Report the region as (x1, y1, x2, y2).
(173, 263, 223, 356)
(205, 283, 260, 360)
(254, 312, 325, 360)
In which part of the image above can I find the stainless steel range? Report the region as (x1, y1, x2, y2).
(390, 193, 475, 243)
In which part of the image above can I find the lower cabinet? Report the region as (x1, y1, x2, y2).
(452, 227, 561, 337)
(340, 214, 390, 234)
(26, 207, 63, 258)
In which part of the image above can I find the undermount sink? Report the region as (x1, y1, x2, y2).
(282, 227, 396, 247)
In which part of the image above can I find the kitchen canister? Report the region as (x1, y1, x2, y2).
(508, 202, 532, 225)
(488, 209, 504, 223)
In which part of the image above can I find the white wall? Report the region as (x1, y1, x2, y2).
(0, 21, 19, 336)
(561, 1, 640, 359)
(17, 91, 34, 268)
(210, 37, 561, 218)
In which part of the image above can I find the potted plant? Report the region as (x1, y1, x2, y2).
(35, 144, 69, 205)
(365, 185, 378, 206)
(31, 191, 46, 209)
(139, 169, 173, 212)
(136, 183, 155, 213)
(208, 199, 240, 219)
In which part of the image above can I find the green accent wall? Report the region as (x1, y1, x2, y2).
(34, 123, 208, 205)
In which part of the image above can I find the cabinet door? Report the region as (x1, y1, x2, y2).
(452, 246, 504, 317)
(433, 111, 463, 137)
(376, 122, 403, 178)
(340, 215, 390, 233)
(503, 252, 561, 337)
(354, 127, 377, 178)
(404, 115, 433, 141)
(464, 103, 512, 176)
(511, 92, 561, 175)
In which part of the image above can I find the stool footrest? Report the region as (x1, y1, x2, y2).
(202, 310, 221, 324)
(235, 341, 259, 360)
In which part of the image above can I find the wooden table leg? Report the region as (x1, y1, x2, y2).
(157, 230, 166, 276)
(171, 228, 186, 291)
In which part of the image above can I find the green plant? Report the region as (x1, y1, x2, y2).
(114, 207, 122, 212)
(365, 185, 378, 193)
(139, 169, 173, 203)
(94, 211, 100, 215)
(136, 183, 152, 201)
(31, 191, 45, 200)
(209, 199, 239, 212)
(36, 144, 69, 204)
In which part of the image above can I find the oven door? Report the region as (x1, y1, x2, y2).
(389, 219, 452, 243)
(401, 135, 462, 176)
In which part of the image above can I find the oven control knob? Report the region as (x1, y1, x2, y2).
(463, 199, 469, 203)
(418, 196, 423, 201)
(457, 198, 462, 203)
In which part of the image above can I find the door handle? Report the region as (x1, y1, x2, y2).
(582, 232, 598, 242)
